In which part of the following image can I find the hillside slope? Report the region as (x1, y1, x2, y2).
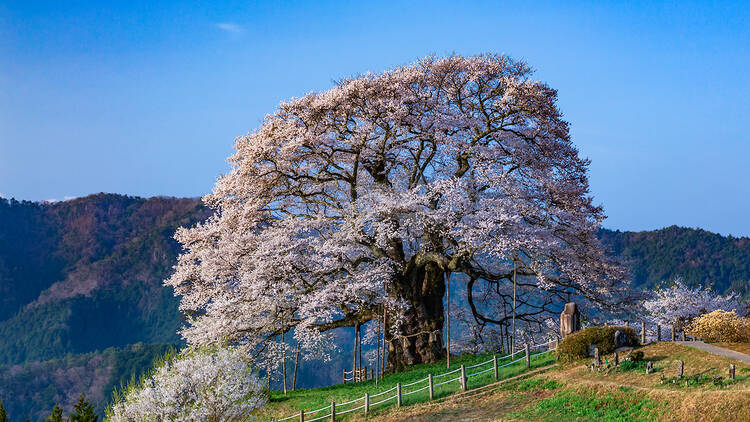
(2, 193, 750, 419)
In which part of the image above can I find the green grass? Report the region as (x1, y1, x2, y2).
(502, 376, 563, 392)
(510, 387, 659, 422)
(267, 350, 556, 419)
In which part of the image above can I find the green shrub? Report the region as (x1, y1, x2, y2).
(618, 360, 647, 372)
(557, 326, 639, 361)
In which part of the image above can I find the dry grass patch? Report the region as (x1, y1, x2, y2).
(547, 342, 750, 391)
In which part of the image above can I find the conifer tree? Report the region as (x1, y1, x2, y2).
(68, 394, 97, 422)
(0, 399, 8, 422)
(45, 405, 63, 422)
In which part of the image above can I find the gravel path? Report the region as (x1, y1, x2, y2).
(675, 341, 750, 363)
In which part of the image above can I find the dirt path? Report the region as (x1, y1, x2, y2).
(675, 341, 750, 363)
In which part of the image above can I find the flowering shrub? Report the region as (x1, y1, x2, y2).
(107, 346, 266, 421)
(686, 310, 750, 342)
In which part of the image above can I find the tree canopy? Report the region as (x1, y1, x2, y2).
(167, 54, 628, 367)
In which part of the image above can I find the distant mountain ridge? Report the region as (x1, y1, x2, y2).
(599, 225, 750, 295)
(1, 193, 749, 419)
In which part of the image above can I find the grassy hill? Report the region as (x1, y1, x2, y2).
(267, 342, 750, 422)
(3, 193, 750, 419)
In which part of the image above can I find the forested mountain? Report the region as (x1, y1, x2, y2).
(1, 193, 749, 419)
(0, 194, 210, 419)
(599, 226, 750, 295)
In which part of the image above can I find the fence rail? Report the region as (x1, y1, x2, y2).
(274, 339, 557, 421)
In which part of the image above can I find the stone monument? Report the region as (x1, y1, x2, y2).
(560, 302, 581, 338)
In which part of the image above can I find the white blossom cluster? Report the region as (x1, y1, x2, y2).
(644, 278, 745, 328)
(165, 54, 627, 367)
(107, 346, 266, 421)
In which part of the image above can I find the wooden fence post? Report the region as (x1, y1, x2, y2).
(730, 364, 736, 380)
(594, 347, 601, 366)
(677, 360, 684, 377)
(460, 364, 467, 391)
(396, 382, 402, 407)
(364, 392, 369, 415)
(330, 401, 335, 422)
(657, 325, 661, 342)
(681, 331, 686, 341)
(342, 369, 345, 384)
(641, 321, 646, 344)
(299, 409, 305, 422)
(525, 343, 530, 369)
(671, 325, 676, 341)
(493, 354, 498, 381)
(614, 351, 619, 366)
(428, 373, 434, 400)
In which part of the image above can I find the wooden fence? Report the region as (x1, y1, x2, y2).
(274, 339, 557, 422)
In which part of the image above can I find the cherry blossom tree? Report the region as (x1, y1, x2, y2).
(107, 346, 266, 421)
(644, 278, 745, 329)
(166, 54, 627, 370)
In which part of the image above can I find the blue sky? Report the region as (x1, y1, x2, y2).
(1, 1, 748, 235)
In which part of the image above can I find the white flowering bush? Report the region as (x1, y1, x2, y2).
(643, 279, 744, 329)
(107, 346, 266, 421)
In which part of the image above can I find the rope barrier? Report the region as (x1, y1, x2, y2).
(335, 395, 364, 407)
(369, 394, 397, 407)
(433, 366, 462, 379)
(465, 358, 494, 369)
(466, 365, 495, 377)
(433, 375, 462, 387)
(369, 385, 397, 399)
(402, 384, 430, 396)
(305, 413, 331, 422)
(336, 404, 365, 416)
(401, 376, 429, 388)
(304, 404, 331, 415)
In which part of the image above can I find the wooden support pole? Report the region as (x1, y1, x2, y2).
(672, 325, 676, 341)
(428, 373, 434, 400)
(330, 401, 335, 422)
(364, 392, 369, 415)
(293, 340, 300, 391)
(677, 360, 684, 377)
(730, 364, 736, 380)
(641, 321, 646, 345)
(614, 351, 619, 366)
(681, 331, 686, 341)
(299, 409, 305, 422)
(493, 354, 499, 381)
(342, 368, 345, 384)
(446, 272, 451, 369)
(657, 325, 661, 342)
(282, 328, 287, 395)
(594, 347, 601, 366)
(396, 383, 402, 407)
(460, 364, 467, 391)
(525, 343, 530, 369)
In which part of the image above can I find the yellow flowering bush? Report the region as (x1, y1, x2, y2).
(686, 310, 750, 342)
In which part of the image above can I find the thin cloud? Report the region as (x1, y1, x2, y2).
(215, 22, 244, 35)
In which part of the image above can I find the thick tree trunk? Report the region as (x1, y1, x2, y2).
(386, 261, 445, 372)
